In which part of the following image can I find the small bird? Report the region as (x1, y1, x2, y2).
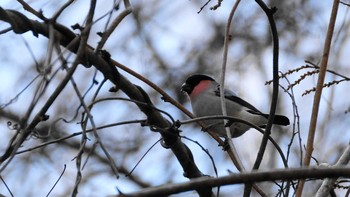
(181, 74, 290, 137)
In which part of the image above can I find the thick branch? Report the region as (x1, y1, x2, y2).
(0, 7, 213, 197)
(116, 167, 350, 197)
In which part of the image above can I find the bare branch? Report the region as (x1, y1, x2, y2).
(116, 167, 350, 197)
(245, 1, 281, 196)
(96, 0, 133, 50)
(297, 0, 340, 196)
(0, 7, 214, 197)
(316, 144, 350, 196)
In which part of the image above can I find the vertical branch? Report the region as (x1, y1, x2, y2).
(252, 1, 279, 169)
(219, 0, 242, 169)
(220, 1, 267, 196)
(72, 0, 97, 195)
(244, 1, 280, 196)
(296, 0, 340, 196)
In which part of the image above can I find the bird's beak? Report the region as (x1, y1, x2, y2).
(181, 83, 191, 94)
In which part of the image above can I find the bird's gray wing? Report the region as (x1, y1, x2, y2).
(214, 88, 263, 113)
(214, 86, 290, 125)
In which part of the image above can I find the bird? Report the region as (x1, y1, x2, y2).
(181, 74, 290, 138)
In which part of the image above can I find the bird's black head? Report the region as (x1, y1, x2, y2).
(181, 74, 214, 94)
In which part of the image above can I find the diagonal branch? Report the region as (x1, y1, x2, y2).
(296, 0, 340, 196)
(0, 7, 213, 197)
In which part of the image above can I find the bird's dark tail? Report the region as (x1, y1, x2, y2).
(247, 110, 290, 126)
(273, 115, 290, 126)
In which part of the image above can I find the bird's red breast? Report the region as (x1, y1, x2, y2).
(190, 80, 212, 99)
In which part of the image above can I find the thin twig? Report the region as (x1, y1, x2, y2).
(16, 0, 48, 21)
(0, 51, 80, 173)
(197, 0, 212, 13)
(16, 120, 145, 154)
(305, 60, 350, 80)
(340, 1, 350, 6)
(126, 139, 161, 176)
(219, 0, 242, 163)
(70, 75, 120, 178)
(0, 175, 14, 197)
(46, 164, 66, 197)
(96, 0, 133, 51)
(72, 1, 97, 195)
(51, 0, 74, 21)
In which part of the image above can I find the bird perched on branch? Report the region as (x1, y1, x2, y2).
(181, 74, 289, 137)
